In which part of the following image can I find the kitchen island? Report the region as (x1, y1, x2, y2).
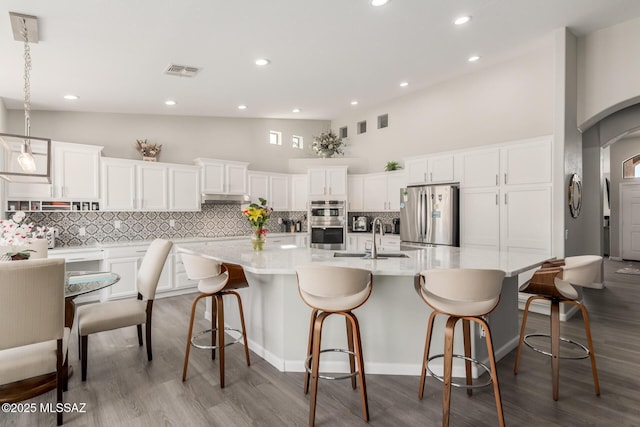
(175, 240, 551, 377)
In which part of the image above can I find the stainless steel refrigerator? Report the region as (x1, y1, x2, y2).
(399, 184, 459, 247)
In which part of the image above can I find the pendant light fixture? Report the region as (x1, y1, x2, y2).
(0, 12, 51, 183)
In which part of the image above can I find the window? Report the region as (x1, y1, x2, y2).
(339, 126, 348, 139)
(357, 121, 367, 134)
(377, 114, 389, 129)
(622, 154, 640, 178)
(292, 135, 303, 149)
(269, 131, 282, 145)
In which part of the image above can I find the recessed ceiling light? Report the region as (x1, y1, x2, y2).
(255, 58, 271, 66)
(351, 100, 359, 106)
(370, 0, 389, 6)
(454, 16, 471, 25)
(63, 94, 79, 100)
(292, 108, 301, 113)
(164, 100, 177, 106)
(468, 55, 480, 62)
(400, 82, 409, 87)
(238, 105, 247, 110)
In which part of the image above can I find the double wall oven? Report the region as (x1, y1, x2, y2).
(309, 200, 346, 250)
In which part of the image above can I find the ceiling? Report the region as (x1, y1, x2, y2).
(2, 0, 640, 121)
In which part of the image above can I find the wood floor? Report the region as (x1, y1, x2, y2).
(3, 259, 640, 426)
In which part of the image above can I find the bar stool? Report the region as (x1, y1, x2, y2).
(180, 253, 251, 388)
(296, 265, 373, 427)
(416, 268, 506, 427)
(514, 255, 601, 401)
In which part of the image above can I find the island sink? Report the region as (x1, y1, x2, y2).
(333, 252, 409, 259)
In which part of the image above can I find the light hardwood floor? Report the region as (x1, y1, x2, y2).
(3, 259, 640, 426)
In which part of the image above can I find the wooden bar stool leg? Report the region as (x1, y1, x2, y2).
(211, 295, 218, 360)
(515, 295, 538, 374)
(346, 316, 357, 390)
(309, 312, 329, 427)
(182, 293, 206, 381)
(442, 316, 458, 427)
(217, 294, 226, 388)
(476, 316, 505, 427)
(463, 319, 472, 396)
(231, 290, 251, 367)
(304, 308, 318, 395)
(347, 311, 369, 422)
(550, 299, 561, 401)
(569, 300, 600, 396)
(419, 311, 437, 400)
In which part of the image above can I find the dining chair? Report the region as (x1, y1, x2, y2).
(0, 258, 67, 425)
(76, 238, 172, 381)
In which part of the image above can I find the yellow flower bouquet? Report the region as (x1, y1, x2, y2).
(242, 198, 273, 250)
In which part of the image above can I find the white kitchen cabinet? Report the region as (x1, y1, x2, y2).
(269, 235, 296, 247)
(102, 158, 200, 211)
(195, 158, 248, 195)
(460, 188, 501, 250)
(363, 171, 405, 211)
(405, 154, 455, 185)
(173, 252, 198, 290)
(248, 171, 289, 210)
(6, 141, 103, 200)
(347, 175, 364, 211)
(138, 162, 169, 210)
(290, 174, 308, 211)
(357, 234, 400, 253)
(104, 244, 149, 299)
(169, 165, 200, 211)
(295, 233, 309, 248)
(462, 137, 552, 189)
(347, 234, 360, 251)
(308, 167, 347, 198)
(101, 158, 137, 211)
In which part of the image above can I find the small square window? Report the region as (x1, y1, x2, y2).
(339, 126, 348, 139)
(357, 121, 367, 134)
(292, 135, 304, 149)
(377, 114, 388, 129)
(269, 130, 282, 145)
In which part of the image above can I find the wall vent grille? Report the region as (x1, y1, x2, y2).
(164, 64, 200, 77)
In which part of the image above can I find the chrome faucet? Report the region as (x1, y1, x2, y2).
(370, 217, 384, 259)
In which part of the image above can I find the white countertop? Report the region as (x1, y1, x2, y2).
(175, 240, 551, 277)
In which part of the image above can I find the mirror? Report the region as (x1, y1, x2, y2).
(568, 173, 582, 218)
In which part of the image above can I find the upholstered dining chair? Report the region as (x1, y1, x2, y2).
(76, 238, 172, 381)
(0, 258, 67, 425)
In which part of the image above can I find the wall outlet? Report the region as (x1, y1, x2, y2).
(169, 219, 175, 227)
(114, 220, 121, 229)
(78, 227, 86, 236)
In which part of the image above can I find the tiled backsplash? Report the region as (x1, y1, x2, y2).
(19, 206, 399, 248)
(23, 205, 307, 247)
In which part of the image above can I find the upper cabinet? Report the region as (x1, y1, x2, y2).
(194, 158, 248, 195)
(308, 166, 347, 198)
(248, 171, 290, 210)
(462, 137, 552, 189)
(347, 175, 364, 211)
(6, 141, 103, 200)
(362, 171, 405, 211)
(101, 157, 200, 211)
(290, 174, 308, 211)
(405, 154, 455, 185)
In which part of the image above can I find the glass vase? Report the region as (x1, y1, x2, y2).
(251, 232, 266, 251)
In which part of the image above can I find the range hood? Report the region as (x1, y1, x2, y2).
(201, 193, 251, 204)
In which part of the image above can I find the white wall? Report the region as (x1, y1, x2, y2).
(6, 110, 330, 173)
(331, 40, 555, 173)
(577, 16, 640, 130)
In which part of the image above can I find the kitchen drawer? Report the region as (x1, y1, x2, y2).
(106, 245, 149, 259)
(49, 249, 105, 263)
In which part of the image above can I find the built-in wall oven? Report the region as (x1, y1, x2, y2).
(309, 200, 346, 250)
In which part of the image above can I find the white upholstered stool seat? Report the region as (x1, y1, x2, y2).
(417, 268, 506, 427)
(515, 255, 602, 401)
(180, 252, 250, 388)
(296, 265, 373, 427)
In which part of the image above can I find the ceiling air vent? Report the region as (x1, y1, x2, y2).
(164, 64, 200, 77)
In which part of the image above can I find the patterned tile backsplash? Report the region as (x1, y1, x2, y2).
(20, 206, 399, 248)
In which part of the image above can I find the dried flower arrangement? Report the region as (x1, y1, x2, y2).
(136, 139, 162, 161)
